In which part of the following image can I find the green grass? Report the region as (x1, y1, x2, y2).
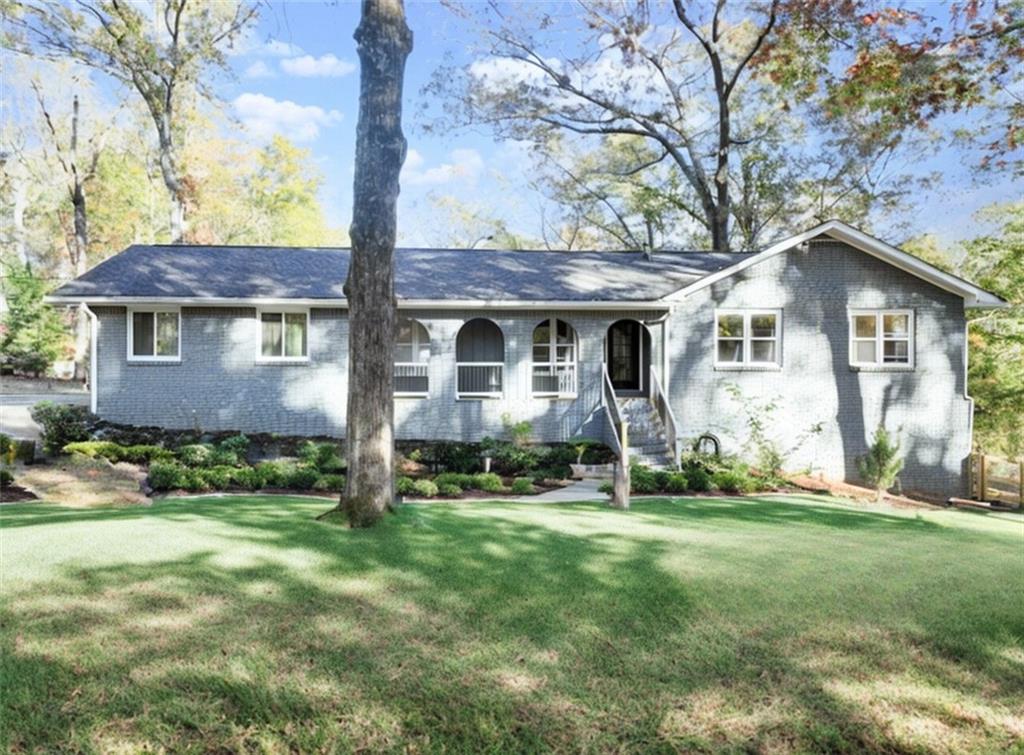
(2, 495, 1022, 753)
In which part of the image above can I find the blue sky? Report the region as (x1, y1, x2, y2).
(6, 1, 1016, 250)
(223, 1, 535, 247)
(220, 1, 1017, 251)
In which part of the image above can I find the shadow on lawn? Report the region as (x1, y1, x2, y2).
(2, 496, 1023, 752)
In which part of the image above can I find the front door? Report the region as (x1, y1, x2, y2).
(607, 320, 641, 392)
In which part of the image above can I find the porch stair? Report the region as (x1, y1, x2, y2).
(617, 398, 677, 470)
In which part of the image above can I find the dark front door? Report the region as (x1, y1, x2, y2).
(607, 320, 641, 392)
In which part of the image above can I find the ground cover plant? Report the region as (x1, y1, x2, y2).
(1, 495, 1021, 752)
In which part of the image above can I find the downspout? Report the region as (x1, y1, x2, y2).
(84, 304, 98, 414)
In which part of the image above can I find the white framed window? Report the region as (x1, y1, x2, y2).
(532, 318, 578, 397)
(127, 308, 180, 362)
(714, 310, 781, 367)
(849, 309, 913, 368)
(394, 318, 430, 396)
(257, 309, 309, 362)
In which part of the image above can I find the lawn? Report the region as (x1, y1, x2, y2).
(2, 495, 1022, 753)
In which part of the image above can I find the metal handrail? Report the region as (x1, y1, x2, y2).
(649, 366, 681, 469)
(601, 363, 627, 462)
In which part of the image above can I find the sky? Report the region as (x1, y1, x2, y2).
(5, 1, 1019, 251)
(222, 1, 537, 248)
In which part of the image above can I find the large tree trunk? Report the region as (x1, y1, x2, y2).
(336, 0, 413, 527)
(71, 184, 90, 380)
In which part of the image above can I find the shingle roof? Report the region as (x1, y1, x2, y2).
(51, 244, 756, 302)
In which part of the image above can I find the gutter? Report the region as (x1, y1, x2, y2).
(45, 295, 674, 311)
(84, 304, 98, 414)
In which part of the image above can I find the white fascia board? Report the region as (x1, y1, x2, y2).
(396, 299, 669, 310)
(45, 295, 671, 311)
(662, 220, 1008, 309)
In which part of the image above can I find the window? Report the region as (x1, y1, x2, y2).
(455, 318, 504, 398)
(714, 310, 781, 367)
(532, 318, 578, 396)
(850, 310, 913, 367)
(128, 309, 180, 361)
(394, 318, 430, 396)
(259, 310, 308, 361)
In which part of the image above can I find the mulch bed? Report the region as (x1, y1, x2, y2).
(0, 485, 39, 503)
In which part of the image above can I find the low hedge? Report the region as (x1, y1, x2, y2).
(148, 460, 345, 494)
(598, 460, 767, 496)
(63, 441, 174, 464)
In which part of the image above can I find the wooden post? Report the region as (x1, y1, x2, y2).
(979, 454, 987, 502)
(611, 421, 630, 510)
(1018, 459, 1023, 507)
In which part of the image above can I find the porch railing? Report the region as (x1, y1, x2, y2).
(532, 363, 577, 396)
(601, 363, 627, 463)
(456, 362, 503, 398)
(394, 362, 428, 396)
(649, 366, 681, 469)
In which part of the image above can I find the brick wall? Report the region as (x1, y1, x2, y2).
(666, 238, 971, 497)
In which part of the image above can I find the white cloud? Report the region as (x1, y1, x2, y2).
(243, 61, 275, 79)
(401, 148, 484, 186)
(232, 93, 342, 142)
(280, 54, 356, 78)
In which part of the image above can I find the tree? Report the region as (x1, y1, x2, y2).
(249, 136, 343, 246)
(962, 203, 1024, 457)
(0, 262, 69, 376)
(330, 0, 413, 528)
(428, 1, 1018, 250)
(9, 0, 258, 241)
(30, 77, 110, 377)
(858, 425, 905, 500)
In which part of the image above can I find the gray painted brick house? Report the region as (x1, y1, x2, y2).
(50, 220, 1005, 498)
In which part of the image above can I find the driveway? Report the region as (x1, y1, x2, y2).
(0, 393, 89, 441)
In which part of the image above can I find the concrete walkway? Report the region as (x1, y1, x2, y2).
(530, 477, 608, 503)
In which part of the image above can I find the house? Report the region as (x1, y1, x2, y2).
(48, 220, 1006, 498)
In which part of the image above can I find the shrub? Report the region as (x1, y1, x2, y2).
(181, 469, 210, 492)
(255, 461, 291, 488)
(598, 480, 613, 495)
(396, 476, 416, 495)
(148, 461, 186, 491)
(412, 478, 439, 498)
(178, 443, 215, 468)
(1, 468, 13, 487)
(313, 473, 346, 493)
(858, 425, 904, 501)
(209, 448, 240, 467)
(531, 465, 571, 483)
(437, 483, 462, 497)
(199, 465, 234, 490)
(487, 441, 540, 475)
(120, 445, 174, 464)
(511, 477, 535, 494)
(432, 442, 480, 474)
(218, 434, 250, 458)
(287, 466, 320, 490)
(30, 401, 92, 454)
(630, 465, 659, 494)
(686, 466, 712, 492)
(665, 472, 689, 493)
(0, 433, 13, 460)
(471, 472, 504, 493)
(434, 472, 473, 490)
(230, 466, 261, 490)
(298, 441, 345, 472)
(711, 469, 758, 494)
(63, 440, 122, 460)
(501, 413, 533, 447)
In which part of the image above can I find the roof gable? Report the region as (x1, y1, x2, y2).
(662, 220, 1007, 309)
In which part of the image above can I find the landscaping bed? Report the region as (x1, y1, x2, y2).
(24, 402, 614, 501)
